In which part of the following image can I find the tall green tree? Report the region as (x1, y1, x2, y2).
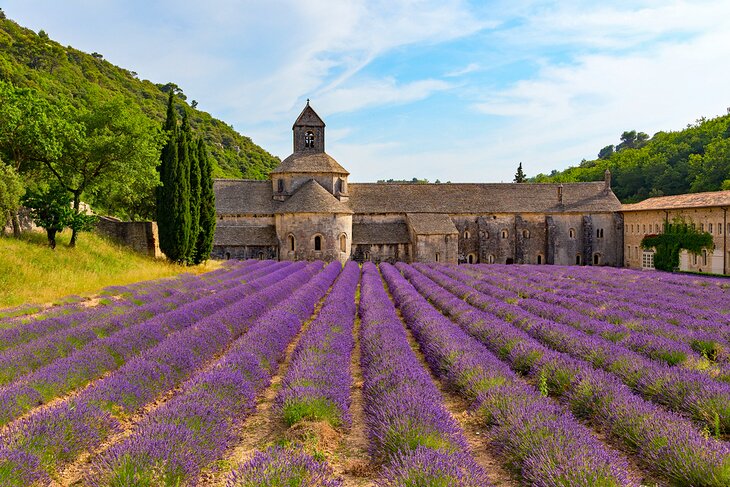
(0, 161, 24, 234)
(194, 139, 215, 263)
(513, 162, 527, 183)
(43, 97, 163, 246)
(186, 135, 201, 264)
(157, 93, 191, 263)
(21, 184, 73, 249)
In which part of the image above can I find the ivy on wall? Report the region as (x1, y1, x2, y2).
(641, 220, 714, 271)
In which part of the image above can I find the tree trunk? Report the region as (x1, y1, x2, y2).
(11, 209, 21, 238)
(69, 191, 81, 248)
(47, 228, 57, 249)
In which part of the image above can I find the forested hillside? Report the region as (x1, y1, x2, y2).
(531, 113, 730, 203)
(0, 13, 279, 180)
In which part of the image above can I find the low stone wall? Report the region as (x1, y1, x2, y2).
(95, 217, 162, 258)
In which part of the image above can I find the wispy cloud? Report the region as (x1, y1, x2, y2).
(445, 63, 480, 77)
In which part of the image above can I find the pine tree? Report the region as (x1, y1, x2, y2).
(157, 92, 191, 263)
(186, 135, 201, 264)
(194, 138, 216, 263)
(514, 162, 527, 183)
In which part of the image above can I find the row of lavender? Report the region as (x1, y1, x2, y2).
(0, 260, 290, 426)
(432, 263, 730, 435)
(0, 260, 273, 386)
(86, 262, 341, 486)
(225, 261, 360, 486)
(403, 263, 729, 486)
(382, 264, 634, 486)
(463, 264, 730, 376)
(0, 261, 323, 486)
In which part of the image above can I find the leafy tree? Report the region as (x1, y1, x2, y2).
(194, 139, 215, 263)
(0, 161, 24, 234)
(513, 162, 527, 183)
(157, 93, 191, 263)
(597, 145, 614, 160)
(42, 97, 163, 247)
(21, 184, 73, 249)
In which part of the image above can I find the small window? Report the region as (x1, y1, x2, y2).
(487, 254, 495, 264)
(467, 253, 476, 264)
(506, 258, 514, 265)
(720, 223, 723, 235)
(225, 252, 231, 260)
(593, 253, 600, 265)
(314, 235, 322, 251)
(304, 131, 315, 148)
(258, 252, 265, 260)
(624, 224, 628, 233)
(340, 234, 347, 252)
(277, 179, 284, 193)
(642, 251, 655, 269)
(435, 252, 441, 262)
(576, 254, 582, 265)
(596, 228, 604, 238)
(501, 229, 509, 239)
(709, 223, 713, 234)
(643, 224, 646, 234)
(522, 229, 530, 239)
(537, 254, 543, 265)
(694, 253, 698, 265)
(703, 249, 708, 265)
(288, 234, 295, 252)
(627, 246, 631, 259)
(700, 223, 705, 232)
(464, 230, 471, 240)
(569, 228, 576, 239)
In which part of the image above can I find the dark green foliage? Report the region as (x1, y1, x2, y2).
(641, 220, 714, 272)
(186, 135, 201, 264)
(514, 162, 527, 182)
(532, 114, 730, 203)
(194, 139, 216, 264)
(21, 184, 73, 249)
(0, 161, 24, 228)
(157, 93, 190, 263)
(0, 15, 279, 186)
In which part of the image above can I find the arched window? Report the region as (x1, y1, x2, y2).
(467, 253, 475, 264)
(288, 234, 295, 252)
(314, 235, 322, 251)
(537, 254, 543, 265)
(593, 253, 600, 265)
(464, 230, 471, 240)
(305, 131, 315, 148)
(340, 234, 347, 252)
(522, 229, 530, 239)
(501, 229, 509, 239)
(569, 228, 576, 239)
(225, 252, 231, 260)
(258, 252, 265, 260)
(277, 179, 284, 193)
(576, 254, 582, 265)
(487, 254, 495, 264)
(435, 252, 441, 262)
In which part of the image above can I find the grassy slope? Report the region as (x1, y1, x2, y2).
(0, 231, 218, 308)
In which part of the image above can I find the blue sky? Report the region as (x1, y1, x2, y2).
(3, 0, 730, 182)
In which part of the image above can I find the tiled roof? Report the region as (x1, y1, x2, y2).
(271, 152, 349, 175)
(214, 180, 275, 215)
(214, 180, 621, 216)
(293, 104, 325, 128)
(275, 179, 353, 214)
(621, 191, 730, 211)
(214, 225, 277, 246)
(348, 182, 620, 213)
(352, 222, 410, 244)
(407, 213, 458, 235)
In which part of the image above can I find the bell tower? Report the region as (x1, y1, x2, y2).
(293, 99, 325, 153)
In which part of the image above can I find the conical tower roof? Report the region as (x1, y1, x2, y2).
(275, 179, 353, 214)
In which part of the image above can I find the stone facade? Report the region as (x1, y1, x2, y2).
(95, 217, 162, 258)
(622, 192, 730, 275)
(213, 103, 625, 267)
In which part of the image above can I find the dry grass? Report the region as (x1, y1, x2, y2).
(0, 230, 220, 309)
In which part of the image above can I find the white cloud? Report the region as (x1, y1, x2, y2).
(445, 63, 480, 77)
(318, 78, 452, 114)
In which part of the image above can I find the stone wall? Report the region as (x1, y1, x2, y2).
(623, 207, 728, 274)
(95, 217, 161, 258)
(351, 243, 410, 263)
(276, 213, 352, 264)
(211, 245, 278, 261)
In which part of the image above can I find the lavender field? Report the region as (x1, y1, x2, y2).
(0, 260, 729, 486)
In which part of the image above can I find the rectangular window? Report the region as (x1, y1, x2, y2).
(701, 223, 705, 232)
(642, 251, 655, 270)
(643, 224, 646, 233)
(703, 249, 708, 266)
(709, 223, 713, 233)
(719, 222, 723, 235)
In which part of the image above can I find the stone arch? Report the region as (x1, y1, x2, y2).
(522, 229, 530, 239)
(464, 230, 471, 239)
(593, 252, 601, 265)
(569, 228, 576, 239)
(487, 254, 495, 264)
(576, 253, 582, 265)
(537, 254, 543, 265)
(467, 253, 476, 264)
(339, 233, 347, 253)
(313, 234, 323, 252)
(304, 131, 315, 148)
(501, 229, 509, 239)
(288, 234, 296, 252)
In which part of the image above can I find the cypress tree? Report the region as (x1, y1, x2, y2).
(186, 135, 201, 263)
(157, 92, 178, 258)
(194, 138, 216, 263)
(170, 110, 192, 262)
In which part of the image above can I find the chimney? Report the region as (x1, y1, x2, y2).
(557, 184, 564, 206)
(604, 168, 612, 192)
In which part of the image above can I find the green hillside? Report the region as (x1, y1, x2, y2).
(531, 113, 730, 203)
(0, 13, 279, 180)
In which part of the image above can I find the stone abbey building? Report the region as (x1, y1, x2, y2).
(213, 103, 624, 265)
